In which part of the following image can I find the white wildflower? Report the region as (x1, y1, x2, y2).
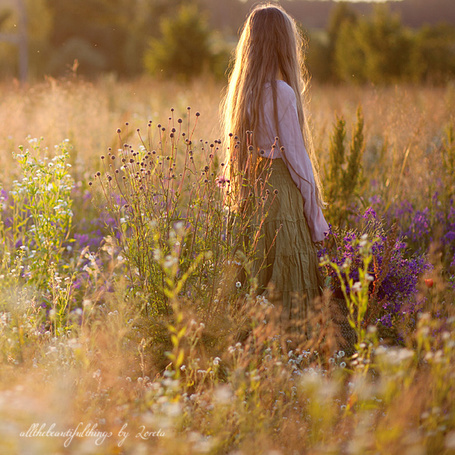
(351, 281, 362, 293)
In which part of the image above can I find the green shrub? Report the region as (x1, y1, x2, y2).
(324, 107, 365, 226)
(0, 138, 77, 336)
(0, 139, 74, 288)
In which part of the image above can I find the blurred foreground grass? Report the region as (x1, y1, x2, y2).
(0, 76, 455, 454)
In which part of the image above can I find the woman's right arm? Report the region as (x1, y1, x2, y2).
(277, 87, 329, 243)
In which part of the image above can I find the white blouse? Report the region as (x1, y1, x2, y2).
(256, 80, 329, 243)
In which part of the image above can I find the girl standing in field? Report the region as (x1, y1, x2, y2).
(222, 3, 329, 331)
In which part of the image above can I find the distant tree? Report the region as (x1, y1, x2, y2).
(410, 23, 455, 83)
(358, 6, 412, 84)
(305, 31, 332, 82)
(45, 0, 156, 76)
(334, 19, 366, 83)
(143, 3, 218, 81)
(0, 0, 52, 79)
(335, 6, 412, 84)
(327, 2, 357, 80)
(26, 0, 53, 77)
(304, 3, 357, 83)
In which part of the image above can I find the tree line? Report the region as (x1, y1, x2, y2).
(0, 0, 454, 84)
(306, 3, 455, 84)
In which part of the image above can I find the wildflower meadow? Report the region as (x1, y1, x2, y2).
(0, 76, 455, 454)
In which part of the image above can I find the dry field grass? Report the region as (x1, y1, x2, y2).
(0, 76, 454, 455)
(1, 76, 453, 197)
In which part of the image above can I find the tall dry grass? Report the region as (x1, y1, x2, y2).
(1, 76, 455, 454)
(1, 76, 453, 184)
(0, 75, 222, 183)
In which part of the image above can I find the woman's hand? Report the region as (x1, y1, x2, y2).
(314, 240, 325, 250)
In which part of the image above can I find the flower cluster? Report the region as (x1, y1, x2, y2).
(367, 192, 454, 264)
(320, 209, 430, 330)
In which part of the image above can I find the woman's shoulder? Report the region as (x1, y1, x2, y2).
(276, 79, 295, 96)
(263, 80, 297, 106)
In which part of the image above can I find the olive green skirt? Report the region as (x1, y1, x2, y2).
(252, 158, 323, 328)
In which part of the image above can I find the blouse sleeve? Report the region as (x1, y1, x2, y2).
(276, 88, 329, 243)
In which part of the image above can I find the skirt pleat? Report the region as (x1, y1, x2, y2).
(252, 158, 323, 327)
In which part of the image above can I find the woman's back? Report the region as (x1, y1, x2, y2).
(256, 79, 297, 156)
(256, 79, 329, 243)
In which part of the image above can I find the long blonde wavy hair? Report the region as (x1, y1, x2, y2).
(221, 3, 325, 208)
